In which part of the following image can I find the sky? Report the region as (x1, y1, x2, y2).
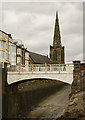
(1, 2, 83, 63)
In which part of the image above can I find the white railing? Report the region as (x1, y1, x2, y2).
(7, 63, 74, 73)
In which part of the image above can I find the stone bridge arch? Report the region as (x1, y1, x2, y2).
(7, 72, 73, 85)
(7, 63, 74, 85)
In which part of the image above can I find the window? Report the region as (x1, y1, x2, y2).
(0, 31, 2, 36)
(6, 44, 8, 50)
(53, 50, 57, 61)
(12, 54, 16, 65)
(12, 46, 16, 53)
(61, 50, 64, 62)
(0, 40, 5, 48)
(6, 52, 8, 61)
(50, 53, 51, 59)
(0, 51, 4, 60)
(25, 52, 29, 58)
(25, 60, 28, 65)
(17, 48, 21, 55)
(17, 57, 21, 64)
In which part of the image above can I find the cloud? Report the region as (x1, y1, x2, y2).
(2, 2, 83, 62)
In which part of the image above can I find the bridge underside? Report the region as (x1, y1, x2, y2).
(7, 72, 73, 85)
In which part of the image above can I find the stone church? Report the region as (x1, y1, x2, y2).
(50, 12, 65, 64)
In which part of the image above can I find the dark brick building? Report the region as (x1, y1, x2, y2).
(50, 12, 65, 64)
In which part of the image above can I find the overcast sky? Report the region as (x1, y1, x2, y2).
(2, 2, 83, 63)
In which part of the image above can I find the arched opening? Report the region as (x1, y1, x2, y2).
(7, 78, 71, 118)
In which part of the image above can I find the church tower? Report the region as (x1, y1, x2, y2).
(50, 12, 65, 64)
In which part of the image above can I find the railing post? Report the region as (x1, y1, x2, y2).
(50, 64, 51, 72)
(38, 64, 40, 72)
(45, 63, 47, 73)
(37, 65, 39, 72)
(59, 62, 60, 73)
(19, 62, 20, 74)
(32, 64, 34, 73)
(28, 64, 29, 72)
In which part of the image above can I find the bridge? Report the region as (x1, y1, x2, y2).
(2, 60, 85, 119)
(7, 63, 74, 85)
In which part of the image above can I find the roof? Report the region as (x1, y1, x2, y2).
(29, 51, 50, 64)
(0, 30, 12, 38)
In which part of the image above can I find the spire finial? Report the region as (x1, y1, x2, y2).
(56, 11, 58, 17)
(56, 11, 58, 20)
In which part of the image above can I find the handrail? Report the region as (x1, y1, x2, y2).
(7, 63, 74, 73)
(14, 63, 74, 67)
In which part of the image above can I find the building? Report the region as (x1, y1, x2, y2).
(9, 41, 16, 66)
(29, 51, 50, 64)
(50, 12, 65, 64)
(0, 30, 29, 67)
(25, 49, 29, 65)
(16, 44, 29, 66)
(16, 44, 23, 65)
(0, 30, 10, 63)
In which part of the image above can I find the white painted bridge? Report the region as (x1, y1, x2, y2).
(7, 63, 74, 85)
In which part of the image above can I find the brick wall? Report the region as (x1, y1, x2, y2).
(71, 61, 85, 94)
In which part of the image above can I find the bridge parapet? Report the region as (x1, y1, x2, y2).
(8, 63, 74, 74)
(7, 63, 74, 84)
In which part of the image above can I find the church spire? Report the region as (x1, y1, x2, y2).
(53, 12, 61, 47)
(50, 12, 65, 64)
